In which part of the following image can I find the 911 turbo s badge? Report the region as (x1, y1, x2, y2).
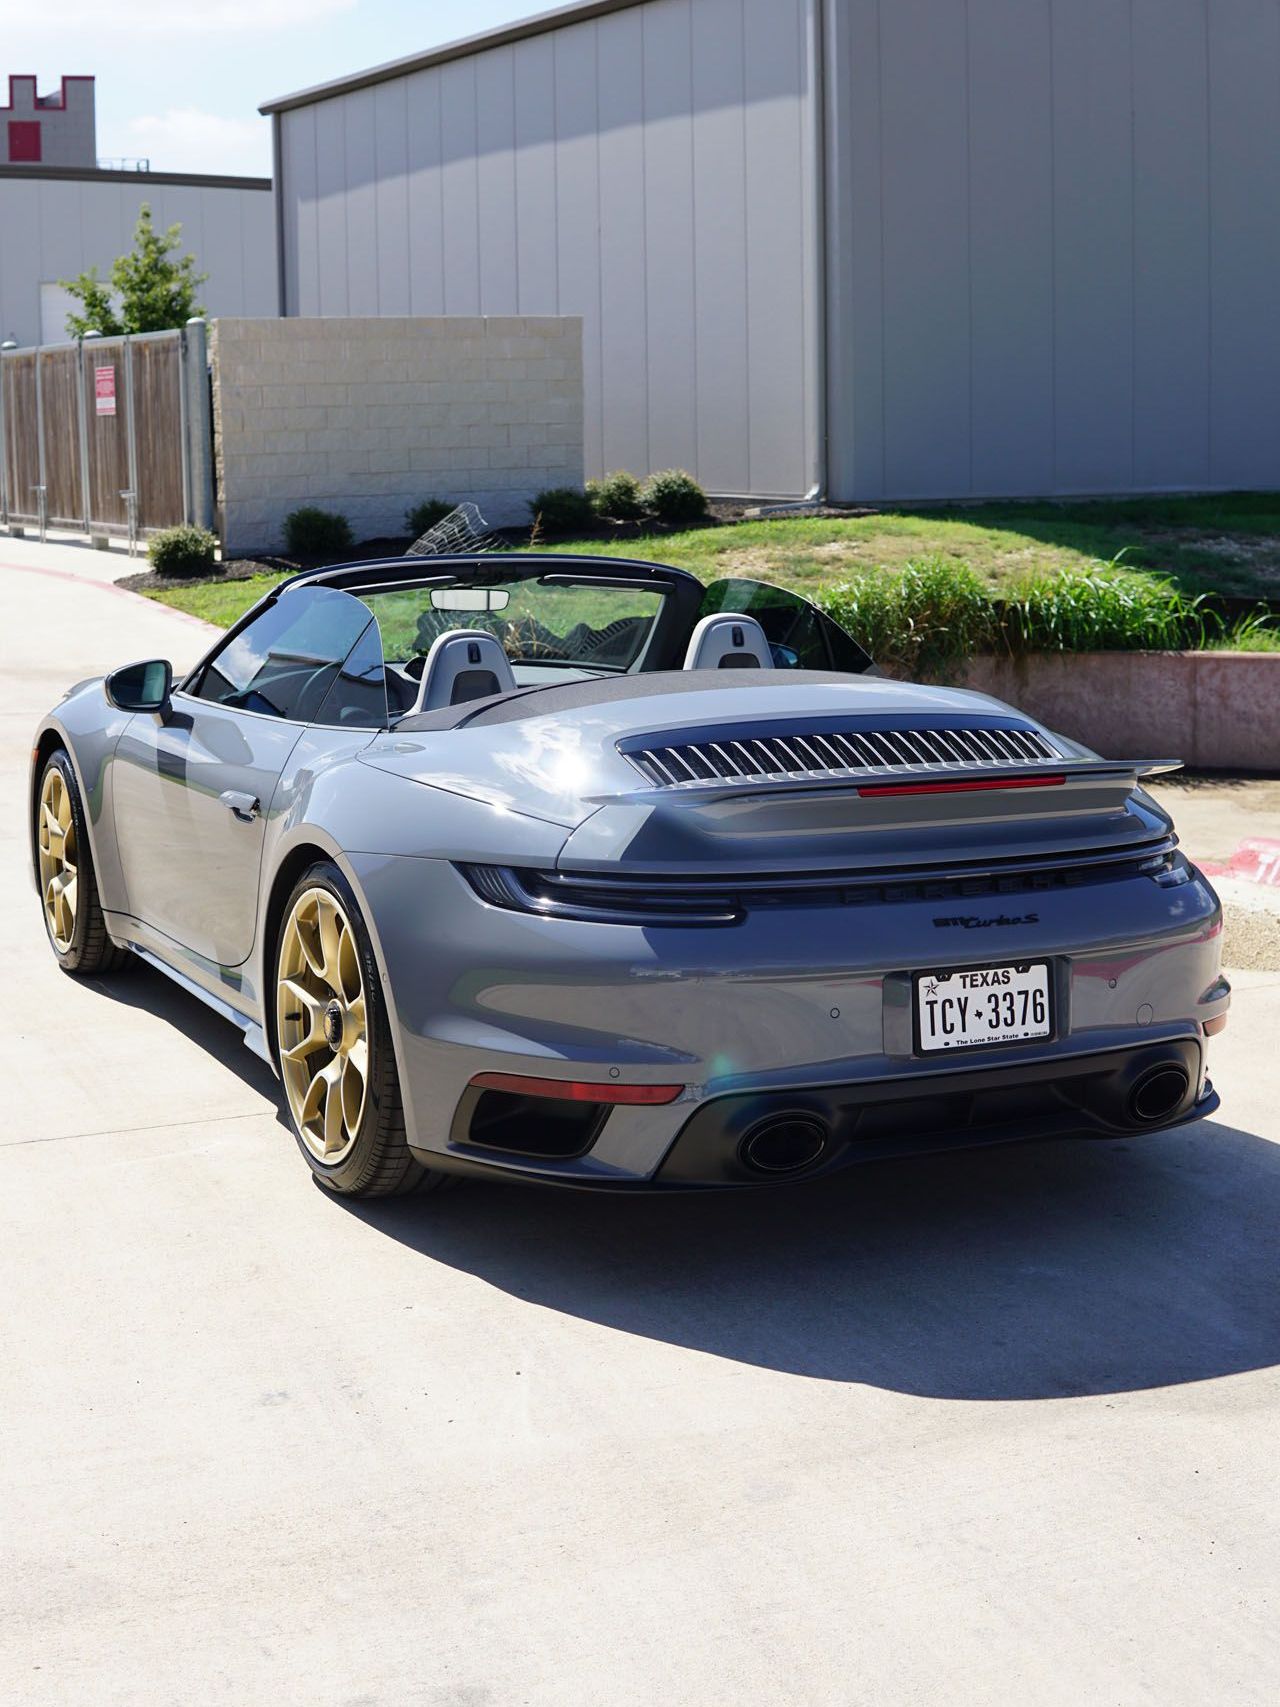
(933, 912, 1041, 929)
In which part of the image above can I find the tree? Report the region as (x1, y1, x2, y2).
(61, 204, 207, 338)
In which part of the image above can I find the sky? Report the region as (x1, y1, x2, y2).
(4, 0, 546, 176)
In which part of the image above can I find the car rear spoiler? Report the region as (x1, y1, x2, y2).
(585, 757, 1183, 808)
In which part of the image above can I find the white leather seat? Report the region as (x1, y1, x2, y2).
(411, 628, 517, 713)
(683, 612, 775, 671)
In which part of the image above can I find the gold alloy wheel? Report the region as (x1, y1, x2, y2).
(38, 765, 78, 953)
(276, 887, 369, 1165)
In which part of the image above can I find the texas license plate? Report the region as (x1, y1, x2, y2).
(914, 962, 1053, 1053)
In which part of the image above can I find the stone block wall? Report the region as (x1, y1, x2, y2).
(210, 316, 583, 554)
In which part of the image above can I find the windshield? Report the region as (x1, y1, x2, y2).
(359, 578, 667, 679)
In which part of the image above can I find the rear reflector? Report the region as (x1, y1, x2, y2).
(857, 775, 1067, 798)
(470, 1071, 684, 1106)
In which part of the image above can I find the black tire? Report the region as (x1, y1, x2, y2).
(35, 749, 130, 976)
(274, 860, 449, 1198)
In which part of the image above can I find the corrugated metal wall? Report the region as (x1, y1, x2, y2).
(826, 0, 1280, 500)
(0, 175, 277, 350)
(274, 0, 1280, 503)
(277, 0, 818, 496)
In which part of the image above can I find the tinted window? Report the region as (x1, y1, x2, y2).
(312, 620, 392, 728)
(699, 579, 872, 673)
(191, 588, 374, 722)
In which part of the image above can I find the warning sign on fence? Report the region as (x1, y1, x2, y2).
(94, 366, 116, 417)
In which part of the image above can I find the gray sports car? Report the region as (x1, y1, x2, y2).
(31, 553, 1229, 1197)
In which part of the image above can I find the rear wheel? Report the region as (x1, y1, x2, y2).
(274, 861, 447, 1197)
(35, 750, 129, 975)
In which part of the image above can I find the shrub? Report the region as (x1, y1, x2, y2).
(821, 558, 994, 679)
(528, 486, 595, 533)
(1215, 609, 1280, 651)
(588, 470, 645, 521)
(817, 555, 1276, 678)
(283, 506, 353, 558)
(147, 524, 219, 578)
(641, 468, 709, 525)
(405, 497, 454, 537)
(1002, 562, 1217, 655)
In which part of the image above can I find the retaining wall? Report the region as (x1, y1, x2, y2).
(961, 652, 1279, 772)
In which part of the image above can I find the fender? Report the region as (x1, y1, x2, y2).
(30, 695, 134, 919)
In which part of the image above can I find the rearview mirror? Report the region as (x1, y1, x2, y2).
(431, 587, 511, 612)
(106, 658, 173, 713)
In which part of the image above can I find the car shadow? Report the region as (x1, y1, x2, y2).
(87, 959, 284, 1111)
(340, 1117, 1280, 1401)
(84, 963, 1280, 1402)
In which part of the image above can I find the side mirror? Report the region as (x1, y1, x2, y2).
(105, 658, 173, 713)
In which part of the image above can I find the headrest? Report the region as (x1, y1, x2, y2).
(411, 628, 517, 713)
(683, 612, 775, 671)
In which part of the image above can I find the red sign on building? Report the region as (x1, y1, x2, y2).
(94, 366, 117, 417)
(7, 120, 42, 163)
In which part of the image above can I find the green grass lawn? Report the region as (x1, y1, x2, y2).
(144, 492, 1280, 630)
(146, 571, 286, 627)
(557, 494, 1280, 600)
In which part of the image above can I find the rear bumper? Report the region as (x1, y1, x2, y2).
(408, 1037, 1218, 1191)
(655, 1038, 1215, 1188)
(347, 851, 1227, 1190)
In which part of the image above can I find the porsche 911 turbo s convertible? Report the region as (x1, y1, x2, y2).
(31, 553, 1229, 1197)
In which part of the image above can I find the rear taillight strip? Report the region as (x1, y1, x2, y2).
(856, 775, 1066, 798)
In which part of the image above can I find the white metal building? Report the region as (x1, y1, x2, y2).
(263, 0, 1280, 503)
(0, 163, 277, 349)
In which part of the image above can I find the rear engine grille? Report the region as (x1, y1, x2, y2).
(623, 723, 1060, 788)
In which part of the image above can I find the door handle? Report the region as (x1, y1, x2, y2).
(220, 790, 261, 823)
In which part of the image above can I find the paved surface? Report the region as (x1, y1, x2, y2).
(3, 540, 1280, 1706)
(0, 524, 157, 583)
(1148, 776, 1280, 971)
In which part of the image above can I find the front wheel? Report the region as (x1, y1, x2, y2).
(274, 861, 448, 1197)
(35, 749, 129, 975)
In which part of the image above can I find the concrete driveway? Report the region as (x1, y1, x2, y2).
(3, 541, 1279, 1706)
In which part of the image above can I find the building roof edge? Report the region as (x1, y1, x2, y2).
(0, 164, 271, 190)
(260, 0, 649, 114)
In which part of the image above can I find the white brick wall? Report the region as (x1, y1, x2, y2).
(210, 316, 584, 555)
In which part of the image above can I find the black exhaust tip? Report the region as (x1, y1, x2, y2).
(1127, 1064, 1191, 1125)
(740, 1113, 829, 1175)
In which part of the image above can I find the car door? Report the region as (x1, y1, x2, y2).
(110, 586, 376, 967)
(698, 578, 875, 674)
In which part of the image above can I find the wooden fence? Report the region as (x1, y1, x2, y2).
(0, 323, 213, 546)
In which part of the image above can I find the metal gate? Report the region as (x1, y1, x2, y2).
(0, 321, 213, 549)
